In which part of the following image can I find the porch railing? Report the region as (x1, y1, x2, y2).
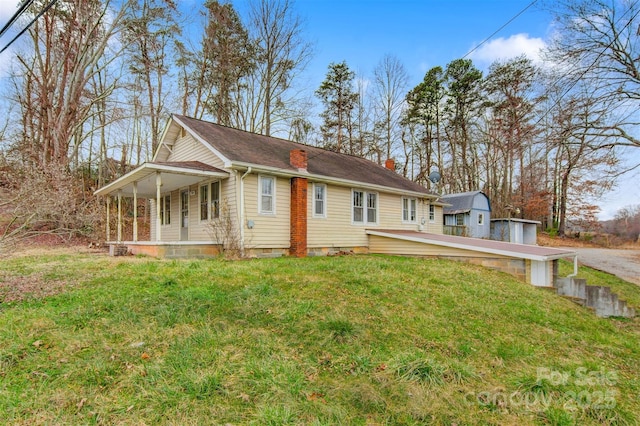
(443, 225, 468, 237)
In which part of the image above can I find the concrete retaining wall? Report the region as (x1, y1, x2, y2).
(555, 277, 635, 318)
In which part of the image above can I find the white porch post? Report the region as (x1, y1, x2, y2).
(156, 171, 162, 241)
(133, 182, 138, 242)
(117, 190, 122, 243)
(106, 196, 111, 242)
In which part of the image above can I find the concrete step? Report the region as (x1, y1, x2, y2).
(553, 278, 635, 318)
(561, 295, 587, 306)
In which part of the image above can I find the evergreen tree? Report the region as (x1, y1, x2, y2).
(201, 0, 255, 126)
(316, 61, 358, 153)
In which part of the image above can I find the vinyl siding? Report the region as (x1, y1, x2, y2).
(242, 173, 290, 248)
(426, 205, 444, 234)
(308, 184, 442, 248)
(148, 131, 235, 242)
(368, 234, 509, 258)
(189, 177, 237, 242)
(148, 190, 180, 241)
(166, 134, 225, 168)
(148, 178, 236, 242)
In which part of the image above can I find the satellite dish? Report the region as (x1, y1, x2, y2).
(428, 170, 441, 184)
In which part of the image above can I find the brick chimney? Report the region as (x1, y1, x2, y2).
(290, 176, 308, 257)
(385, 158, 395, 171)
(290, 149, 308, 171)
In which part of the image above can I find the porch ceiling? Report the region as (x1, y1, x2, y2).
(94, 161, 229, 198)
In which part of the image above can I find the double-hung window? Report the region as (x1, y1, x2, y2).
(352, 190, 377, 224)
(367, 193, 377, 223)
(199, 181, 221, 220)
(200, 185, 209, 220)
(259, 175, 275, 214)
(211, 181, 220, 219)
(402, 197, 417, 223)
(160, 195, 171, 225)
(429, 205, 435, 222)
(313, 183, 326, 217)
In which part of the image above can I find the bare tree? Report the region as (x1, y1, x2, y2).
(546, 83, 619, 236)
(545, 0, 640, 149)
(372, 54, 409, 168)
(13, 0, 128, 169)
(244, 0, 313, 136)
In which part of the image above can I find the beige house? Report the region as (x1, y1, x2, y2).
(94, 114, 445, 258)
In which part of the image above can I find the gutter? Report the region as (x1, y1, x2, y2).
(568, 254, 579, 278)
(229, 162, 436, 200)
(239, 167, 252, 256)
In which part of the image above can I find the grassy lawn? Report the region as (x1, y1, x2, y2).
(0, 251, 638, 425)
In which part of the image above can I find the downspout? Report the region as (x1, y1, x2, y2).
(567, 254, 578, 278)
(239, 167, 252, 256)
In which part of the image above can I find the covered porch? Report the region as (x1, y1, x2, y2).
(94, 161, 229, 256)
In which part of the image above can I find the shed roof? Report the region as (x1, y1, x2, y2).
(440, 191, 490, 215)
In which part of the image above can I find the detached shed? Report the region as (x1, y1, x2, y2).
(491, 218, 540, 245)
(441, 191, 491, 238)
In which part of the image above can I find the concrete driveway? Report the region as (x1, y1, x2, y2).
(565, 248, 640, 285)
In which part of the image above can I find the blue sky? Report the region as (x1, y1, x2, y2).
(0, 0, 638, 219)
(295, 0, 550, 83)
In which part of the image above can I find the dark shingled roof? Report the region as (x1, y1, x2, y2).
(440, 191, 490, 214)
(173, 114, 433, 196)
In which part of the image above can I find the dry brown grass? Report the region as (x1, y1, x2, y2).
(537, 233, 598, 248)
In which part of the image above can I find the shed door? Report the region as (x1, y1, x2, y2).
(180, 190, 189, 241)
(530, 260, 550, 287)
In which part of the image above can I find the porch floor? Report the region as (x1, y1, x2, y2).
(107, 241, 222, 258)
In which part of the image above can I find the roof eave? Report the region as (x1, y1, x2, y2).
(365, 230, 578, 261)
(230, 162, 436, 199)
(94, 163, 229, 196)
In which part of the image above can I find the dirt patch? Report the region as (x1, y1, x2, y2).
(0, 273, 70, 302)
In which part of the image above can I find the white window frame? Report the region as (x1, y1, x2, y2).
(313, 183, 327, 218)
(199, 184, 209, 221)
(402, 197, 417, 223)
(429, 205, 435, 223)
(478, 212, 484, 226)
(352, 189, 378, 225)
(211, 181, 220, 219)
(259, 175, 276, 215)
(160, 194, 171, 226)
(367, 192, 377, 224)
(199, 181, 221, 221)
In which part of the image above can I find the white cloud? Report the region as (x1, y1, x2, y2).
(468, 33, 547, 66)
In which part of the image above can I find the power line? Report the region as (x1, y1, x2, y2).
(0, 0, 34, 39)
(0, 0, 59, 55)
(463, 0, 539, 60)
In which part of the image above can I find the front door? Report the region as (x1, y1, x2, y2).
(180, 190, 189, 241)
